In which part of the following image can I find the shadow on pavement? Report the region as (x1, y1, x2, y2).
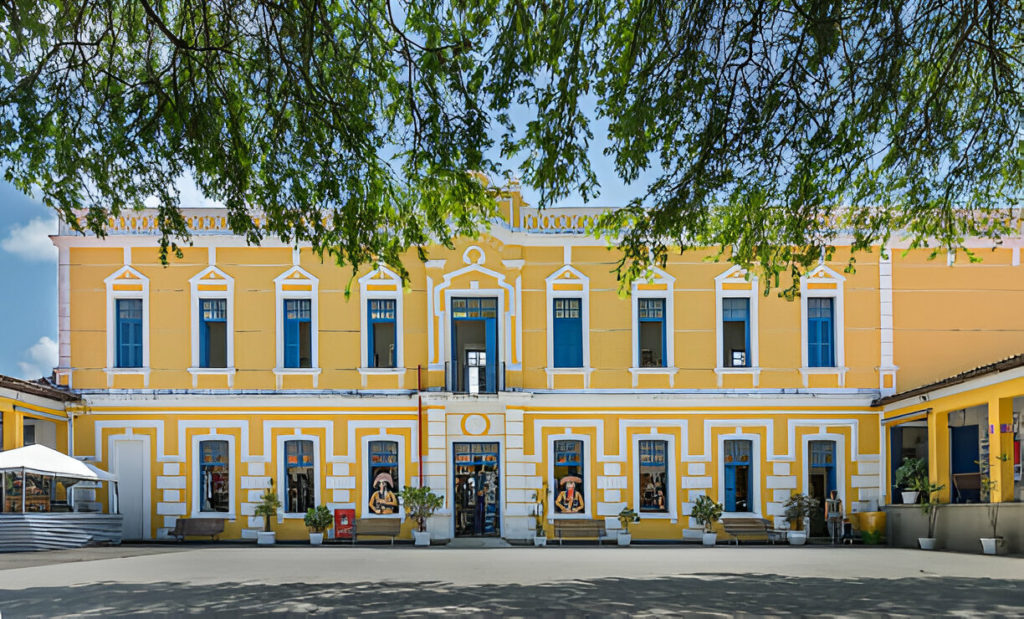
(2, 574, 1022, 616)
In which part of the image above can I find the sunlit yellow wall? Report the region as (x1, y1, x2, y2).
(891, 247, 1024, 391)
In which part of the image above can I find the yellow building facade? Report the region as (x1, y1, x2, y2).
(49, 189, 1024, 541)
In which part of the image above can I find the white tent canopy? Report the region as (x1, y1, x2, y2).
(0, 444, 117, 482)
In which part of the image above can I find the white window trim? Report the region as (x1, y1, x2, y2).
(104, 265, 150, 386)
(276, 433, 322, 519)
(716, 432, 762, 518)
(358, 266, 406, 381)
(545, 265, 592, 388)
(799, 264, 847, 387)
(361, 433, 405, 521)
(188, 266, 236, 387)
(631, 433, 678, 523)
(191, 433, 237, 519)
(273, 266, 320, 387)
(548, 433, 593, 520)
(630, 267, 677, 386)
(714, 266, 760, 386)
(801, 433, 846, 509)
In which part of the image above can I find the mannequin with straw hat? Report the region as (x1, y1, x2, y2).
(368, 472, 398, 514)
(554, 474, 585, 513)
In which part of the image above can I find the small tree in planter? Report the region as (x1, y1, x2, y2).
(304, 505, 333, 545)
(783, 493, 818, 545)
(691, 495, 723, 546)
(979, 452, 1010, 555)
(617, 506, 640, 546)
(917, 481, 944, 550)
(894, 457, 928, 504)
(254, 478, 282, 545)
(399, 485, 443, 546)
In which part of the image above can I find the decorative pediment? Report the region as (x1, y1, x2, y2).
(359, 265, 402, 293)
(104, 266, 148, 291)
(633, 266, 675, 292)
(715, 265, 756, 291)
(274, 266, 317, 291)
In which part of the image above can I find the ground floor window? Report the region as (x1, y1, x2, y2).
(724, 439, 752, 512)
(199, 440, 230, 512)
(284, 440, 315, 514)
(638, 440, 668, 513)
(367, 441, 399, 515)
(553, 439, 585, 514)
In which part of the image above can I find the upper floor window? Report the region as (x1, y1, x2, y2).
(284, 439, 315, 514)
(199, 299, 228, 368)
(116, 299, 143, 368)
(368, 299, 397, 368)
(552, 298, 583, 368)
(807, 297, 835, 367)
(721, 298, 750, 368)
(638, 298, 666, 368)
(284, 299, 312, 368)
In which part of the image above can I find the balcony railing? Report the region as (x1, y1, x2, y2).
(444, 361, 506, 394)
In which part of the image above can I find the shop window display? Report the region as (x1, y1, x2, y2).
(199, 440, 230, 512)
(367, 441, 399, 515)
(553, 439, 585, 514)
(638, 440, 668, 513)
(284, 440, 315, 514)
(453, 442, 500, 536)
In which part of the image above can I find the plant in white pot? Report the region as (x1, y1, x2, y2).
(979, 453, 1010, 555)
(617, 506, 639, 546)
(304, 504, 333, 546)
(399, 485, 443, 546)
(917, 481, 943, 550)
(532, 483, 549, 546)
(254, 478, 282, 545)
(894, 457, 928, 504)
(691, 495, 723, 546)
(782, 493, 818, 545)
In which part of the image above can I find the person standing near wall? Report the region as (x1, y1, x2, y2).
(825, 490, 843, 544)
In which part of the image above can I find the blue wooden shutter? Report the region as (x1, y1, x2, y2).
(808, 298, 834, 367)
(284, 300, 300, 368)
(553, 298, 583, 367)
(117, 299, 143, 367)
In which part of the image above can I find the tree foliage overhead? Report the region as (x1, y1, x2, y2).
(1, 1, 1021, 288)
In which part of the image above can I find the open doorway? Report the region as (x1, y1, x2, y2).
(453, 442, 500, 537)
(450, 297, 498, 393)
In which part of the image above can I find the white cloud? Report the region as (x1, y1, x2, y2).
(16, 336, 58, 380)
(1, 217, 58, 262)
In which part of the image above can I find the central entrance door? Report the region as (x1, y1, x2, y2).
(453, 442, 500, 537)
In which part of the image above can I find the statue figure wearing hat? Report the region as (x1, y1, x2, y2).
(368, 472, 398, 514)
(554, 475, 585, 513)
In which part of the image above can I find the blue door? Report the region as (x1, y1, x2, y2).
(724, 466, 737, 511)
(724, 439, 752, 511)
(950, 425, 980, 502)
(484, 316, 497, 390)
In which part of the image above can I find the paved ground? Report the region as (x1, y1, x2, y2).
(0, 544, 1022, 616)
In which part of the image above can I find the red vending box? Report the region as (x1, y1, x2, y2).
(334, 508, 355, 540)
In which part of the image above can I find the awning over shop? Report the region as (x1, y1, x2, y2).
(0, 444, 116, 482)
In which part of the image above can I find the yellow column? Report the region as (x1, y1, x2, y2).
(2, 408, 24, 451)
(988, 397, 1014, 503)
(927, 410, 951, 503)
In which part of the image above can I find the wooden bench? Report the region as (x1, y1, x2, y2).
(172, 518, 225, 541)
(721, 518, 775, 545)
(553, 519, 607, 545)
(353, 518, 402, 544)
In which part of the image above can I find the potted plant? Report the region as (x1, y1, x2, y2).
(399, 485, 443, 546)
(691, 495, 723, 546)
(617, 506, 639, 546)
(979, 453, 1010, 555)
(782, 493, 818, 545)
(254, 478, 282, 545)
(917, 481, 944, 550)
(304, 504, 333, 545)
(532, 483, 549, 546)
(894, 457, 928, 504)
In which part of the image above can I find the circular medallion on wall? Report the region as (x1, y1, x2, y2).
(462, 414, 489, 436)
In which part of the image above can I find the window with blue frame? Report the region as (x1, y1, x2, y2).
(116, 298, 143, 368)
(722, 297, 750, 367)
(284, 440, 315, 513)
(552, 298, 583, 368)
(198, 440, 230, 512)
(809, 440, 837, 498)
(638, 440, 669, 513)
(724, 439, 752, 512)
(199, 299, 228, 368)
(368, 299, 396, 368)
(553, 439, 585, 514)
(283, 299, 312, 368)
(638, 298, 666, 367)
(807, 297, 835, 367)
